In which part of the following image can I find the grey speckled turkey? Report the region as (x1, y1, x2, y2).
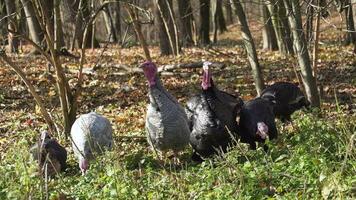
(260, 82, 310, 123)
(141, 61, 190, 161)
(238, 98, 278, 150)
(186, 62, 244, 162)
(30, 131, 67, 176)
(71, 112, 113, 174)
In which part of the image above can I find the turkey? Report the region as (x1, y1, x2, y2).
(141, 61, 190, 162)
(261, 82, 310, 123)
(238, 98, 278, 150)
(30, 131, 67, 176)
(71, 112, 113, 174)
(186, 61, 244, 162)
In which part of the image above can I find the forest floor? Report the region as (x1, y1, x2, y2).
(0, 19, 355, 199)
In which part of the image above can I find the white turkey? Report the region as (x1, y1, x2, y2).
(70, 112, 113, 174)
(30, 131, 67, 176)
(260, 82, 310, 123)
(186, 62, 244, 162)
(141, 61, 190, 162)
(238, 98, 278, 150)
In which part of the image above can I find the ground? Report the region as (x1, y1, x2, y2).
(0, 20, 355, 199)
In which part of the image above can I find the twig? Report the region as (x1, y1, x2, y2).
(124, 4, 151, 61)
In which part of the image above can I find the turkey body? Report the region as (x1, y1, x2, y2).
(238, 98, 278, 150)
(30, 132, 67, 175)
(142, 61, 190, 155)
(146, 79, 190, 152)
(187, 85, 243, 160)
(71, 112, 113, 172)
(261, 82, 310, 122)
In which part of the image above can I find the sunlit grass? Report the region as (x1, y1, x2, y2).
(0, 109, 354, 199)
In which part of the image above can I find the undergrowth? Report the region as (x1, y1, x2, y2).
(0, 110, 355, 199)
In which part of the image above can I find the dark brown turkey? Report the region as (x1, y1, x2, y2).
(261, 82, 310, 123)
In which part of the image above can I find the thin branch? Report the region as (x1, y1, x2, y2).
(124, 4, 151, 61)
(0, 51, 55, 134)
(7, 29, 54, 66)
(166, 0, 179, 55)
(156, 0, 176, 56)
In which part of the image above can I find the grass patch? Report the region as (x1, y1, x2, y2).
(0, 111, 354, 199)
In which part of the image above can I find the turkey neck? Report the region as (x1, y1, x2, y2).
(149, 75, 179, 107)
(202, 84, 220, 111)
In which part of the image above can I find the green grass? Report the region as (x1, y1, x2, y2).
(0, 111, 355, 199)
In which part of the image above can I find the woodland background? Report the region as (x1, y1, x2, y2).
(0, 0, 355, 199)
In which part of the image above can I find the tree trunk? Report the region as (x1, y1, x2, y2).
(266, 0, 286, 54)
(4, 0, 19, 53)
(61, 0, 99, 49)
(155, 0, 179, 55)
(283, 0, 320, 107)
(224, 0, 234, 25)
(266, 0, 293, 55)
(54, 0, 65, 49)
(80, 0, 99, 49)
(108, 1, 121, 43)
(125, 4, 151, 61)
(217, 0, 227, 33)
(261, 3, 278, 51)
(102, 5, 116, 42)
(0, 0, 8, 43)
(353, 2, 356, 53)
(60, 0, 77, 48)
(200, 0, 210, 45)
(277, 0, 294, 54)
(178, 0, 194, 46)
(312, 0, 321, 76)
(306, 0, 314, 43)
(212, 0, 227, 42)
(212, 0, 218, 42)
(20, 0, 43, 46)
(344, 0, 356, 45)
(230, 0, 265, 95)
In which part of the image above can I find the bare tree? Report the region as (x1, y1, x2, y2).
(61, 0, 99, 49)
(306, 0, 314, 43)
(124, 3, 151, 61)
(266, 0, 293, 55)
(4, 0, 19, 53)
(283, 0, 320, 107)
(108, 1, 121, 43)
(343, 0, 356, 45)
(230, 0, 265, 95)
(224, 0, 234, 25)
(102, 2, 116, 42)
(261, 3, 278, 51)
(200, 0, 210, 45)
(20, 0, 43, 48)
(1, 0, 111, 136)
(178, 0, 194, 46)
(212, 0, 227, 42)
(155, 0, 180, 55)
(0, 0, 8, 42)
